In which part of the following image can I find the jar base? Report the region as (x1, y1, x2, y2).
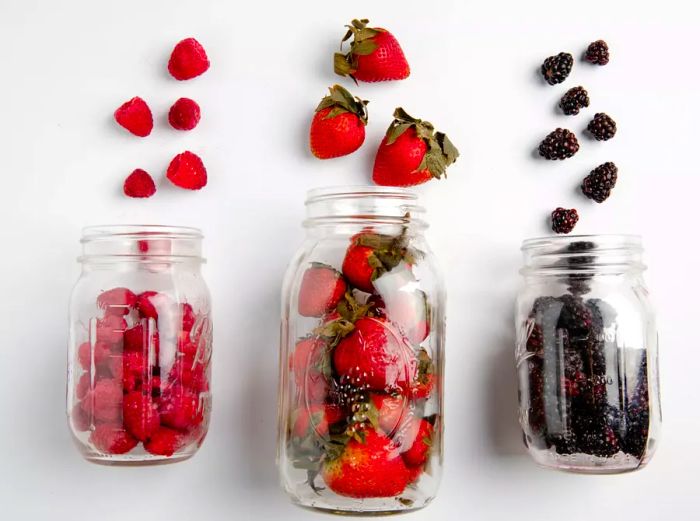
(291, 499, 429, 517)
(84, 452, 194, 466)
(530, 448, 648, 475)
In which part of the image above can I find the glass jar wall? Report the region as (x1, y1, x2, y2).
(277, 187, 445, 514)
(67, 225, 212, 464)
(516, 235, 661, 473)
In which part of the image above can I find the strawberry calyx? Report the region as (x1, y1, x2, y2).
(334, 19, 384, 81)
(315, 84, 369, 125)
(385, 107, 460, 180)
(354, 228, 419, 282)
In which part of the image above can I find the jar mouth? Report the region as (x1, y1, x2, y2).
(82, 225, 203, 241)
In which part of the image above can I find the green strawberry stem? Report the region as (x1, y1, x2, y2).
(315, 85, 369, 124)
(334, 18, 383, 81)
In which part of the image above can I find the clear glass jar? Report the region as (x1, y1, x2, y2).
(277, 187, 445, 514)
(516, 235, 661, 474)
(66, 225, 212, 464)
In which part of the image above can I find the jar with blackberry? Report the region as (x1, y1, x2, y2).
(516, 235, 661, 473)
(67, 225, 212, 464)
(277, 187, 445, 514)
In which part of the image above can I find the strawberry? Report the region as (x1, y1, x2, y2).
(399, 418, 433, 467)
(159, 384, 203, 431)
(310, 85, 368, 159)
(334, 19, 410, 83)
(410, 349, 435, 400)
(144, 427, 186, 456)
(321, 428, 410, 498)
(291, 338, 330, 404)
(114, 97, 153, 137)
(370, 393, 407, 434)
(168, 38, 210, 80)
(333, 317, 416, 392)
(373, 108, 459, 187)
(292, 404, 344, 439)
(90, 424, 138, 454)
(97, 287, 137, 315)
(168, 97, 201, 130)
(122, 391, 160, 441)
(298, 263, 347, 317)
(123, 169, 156, 198)
(166, 151, 207, 190)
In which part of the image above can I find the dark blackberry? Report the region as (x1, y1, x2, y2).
(558, 294, 593, 338)
(587, 113, 617, 141)
(585, 40, 610, 65)
(563, 241, 596, 294)
(582, 162, 618, 203)
(551, 207, 579, 234)
(559, 86, 590, 115)
(541, 52, 574, 85)
(573, 414, 620, 457)
(545, 433, 578, 455)
(539, 128, 580, 160)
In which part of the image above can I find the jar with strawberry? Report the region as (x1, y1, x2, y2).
(278, 187, 444, 513)
(67, 225, 212, 464)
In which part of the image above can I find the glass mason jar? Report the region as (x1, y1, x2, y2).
(277, 187, 445, 514)
(67, 225, 212, 464)
(516, 235, 661, 473)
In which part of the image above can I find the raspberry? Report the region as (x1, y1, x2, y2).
(585, 40, 610, 65)
(168, 98, 201, 130)
(166, 151, 208, 190)
(110, 350, 148, 392)
(71, 403, 90, 432)
(538, 129, 580, 160)
(551, 207, 579, 234)
(76, 373, 91, 400)
(123, 169, 156, 198)
(82, 378, 123, 422)
(114, 97, 153, 137)
(582, 162, 618, 203)
(123, 391, 160, 441)
(159, 385, 203, 430)
(587, 113, 617, 141)
(78, 340, 111, 370)
(169, 357, 207, 392)
(168, 38, 210, 81)
(559, 86, 590, 116)
(181, 303, 196, 332)
(90, 424, 138, 455)
(541, 52, 573, 85)
(144, 427, 185, 456)
(97, 287, 137, 315)
(96, 314, 127, 345)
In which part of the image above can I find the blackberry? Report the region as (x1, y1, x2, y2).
(587, 113, 617, 141)
(538, 128, 580, 160)
(558, 294, 593, 338)
(546, 433, 578, 455)
(551, 207, 579, 234)
(582, 162, 618, 203)
(584, 40, 610, 65)
(563, 241, 596, 294)
(559, 86, 590, 115)
(541, 52, 574, 85)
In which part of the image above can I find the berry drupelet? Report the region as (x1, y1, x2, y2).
(539, 128, 580, 160)
(541, 52, 574, 85)
(551, 208, 579, 234)
(582, 162, 618, 203)
(559, 86, 590, 116)
(585, 40, 610, 65)
(587, 113, 617, 141)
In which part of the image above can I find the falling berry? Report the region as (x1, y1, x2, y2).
(166, 151, 207, 190)
(114, 97, 153, 137)
(123, 169, 156, 198)
(168, 98, 201, 131)
(551, 208, 579, 234)
(168, 38, 210, 80)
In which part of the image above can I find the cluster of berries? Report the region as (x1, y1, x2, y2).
(287, 231, 437, 499)
(522, 292, 650, 460)
(537, 40, 619, 234)
(115, 38, 211, 198)
(70, 286, 211, 457)
(308, 19, 459, 187)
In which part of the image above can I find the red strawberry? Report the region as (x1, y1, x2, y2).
(168, 97, 201, 130)
(78, 341, 111, 370)
(123, 391, 160, 441)
(370, 393, 407, 434)
(309, 84, 368, 159)
(166, 151, 207, 190)
(168, 38, 210, 80)
(298, 263, 347, 317)
(97, 287, 137, 315)
(334, 19, 410, 83)
(399, 418, 433, 467)
(321, 428, 410, 498)
(341, 243, 376, 293)
(90, 424, 138, 454)
(373, 108, 459, 187)
(159, 384, 203, 430)
(292, 404, 343, 438)
(291, 338, 330, 405)
(144, 427, 185, 456)
(410, 372, 434, 400)
(114, 97, 153, 137)
(333, 317, 416, 392)
(123, 169, 156, 198)
(81, 378, 123, 423)
(406, 464, 423, 484)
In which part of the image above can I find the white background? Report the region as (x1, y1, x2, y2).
(0, 0, 698, 519)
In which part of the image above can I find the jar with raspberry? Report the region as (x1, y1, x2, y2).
(277, 187, 445, 513)
(516, 235, 661, 473)
(67, 225, 212, 464)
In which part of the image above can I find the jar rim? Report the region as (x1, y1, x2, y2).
(305, 185, 419, 205)
(521, 234, 642, 251)
(81, 224, 203, 241)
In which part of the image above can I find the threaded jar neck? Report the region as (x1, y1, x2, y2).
(303, 186, 427, 229)
(521, 235, 645, 276)
(79, 225, 204, 263)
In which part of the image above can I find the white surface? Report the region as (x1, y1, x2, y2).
(0, 0, 698, 519)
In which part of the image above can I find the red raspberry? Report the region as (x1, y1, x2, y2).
(166, 151, 207, 190)
(168, 98, 201, 130)
(123, 391, 160, 441)
(96, 314, 127, 345)
(109, 351, 147, 391)
(71, 403, 90, 432)
(169, 356, 208, 393)
(136, 291, 159, 320)
(81, 378, 123, 422)
(97, 287, 137, 315)
(78, 341, 111, 370)
(144, 427, 185, 456)
(168, 38, 210, 80)
(181, 303, 196, 332)
(123, 169, 156, 198)
(114, 97, 153, 137)
(90, 424, 138, 454)
(159, 384, 203, 430)
(124, 324, 159, 355)
(76, 373, 91, 400)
